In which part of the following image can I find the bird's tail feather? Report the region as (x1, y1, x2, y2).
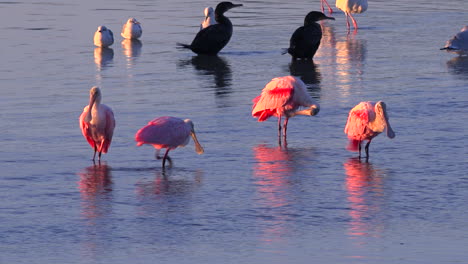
(346, 139, 360, 152)
(281, 48, 288, 55)
(177, 42, 191, 49)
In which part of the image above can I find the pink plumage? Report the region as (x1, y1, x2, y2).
(79, 87, 115, 161)
(135, 116, 204, 168)
(252, 76, 320, 139)
(344, 101, 395, 159)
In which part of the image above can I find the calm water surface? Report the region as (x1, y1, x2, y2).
(1, 0, 467, 263)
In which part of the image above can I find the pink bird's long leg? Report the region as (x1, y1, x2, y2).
(348, 12, 358, 30)
(358, 141, 362, 159)
(345, 12, 351, 30)
(277, 116, 282, 137)
(92, 146, 97, 161)
(162, 148, 171, 168)
(321, 0, 333, 14)
(364, 140, 371, 161)
(283, 117, 289, 139)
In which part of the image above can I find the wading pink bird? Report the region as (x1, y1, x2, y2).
(321, 0, 334, 15)
(344, 101, 395, 160)
(336, 0, 368, 31)
(252, 76, 320, 139)
(135, 116, 204, 168)
(79, 87, 116, 162)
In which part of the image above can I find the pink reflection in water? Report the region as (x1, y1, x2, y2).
(344, 158, 384, 238)
(77, 164, 113, 220)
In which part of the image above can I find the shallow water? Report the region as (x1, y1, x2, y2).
(1, 0, 467, 263)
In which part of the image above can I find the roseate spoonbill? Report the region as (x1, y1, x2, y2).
(344, 101, 395, 160)
(321, 0, 334, 14)
(177, 2, 242, 55)
(94, 26, 114, 47)
(283, 11, 335, 60)
(79, 87, 116, 162)
(335, 0, 367, 31)
(252, 76, 320, 139)
(121, 18, 142, 39)
(200, 7, 217, 30)
(135, 116, 204, 168)
(441, 26, 468, 54)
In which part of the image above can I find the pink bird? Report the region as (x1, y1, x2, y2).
(252, 76, 320, 139)
(79, 86, 116, 162)
(135, 116, 204, 168)
(344, 101, 395, 160)
(336, 0, 368, 31)
(321, 0, 334, 15)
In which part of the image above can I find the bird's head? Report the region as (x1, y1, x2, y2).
(215, 1, 243, 15)
(304, 11, 335, 26)
(128, 18, 140, 24)
(89, 86, 102, 106)
(375, 101, 395, 139)
(97, 26, 108, 32)
(184, 119, 204, 155)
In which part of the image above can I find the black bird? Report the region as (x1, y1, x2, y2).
(284, 11, 334, 60)
(177, 2, 242, 55)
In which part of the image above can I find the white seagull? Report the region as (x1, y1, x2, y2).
(94, 26, 114, 47)
(441, 26, 468, 55)
(121, 18, 142, 39)
(200, 6, 217, 30)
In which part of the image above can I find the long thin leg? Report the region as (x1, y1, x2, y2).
(365, 140, 371, 161)
(321, 0, 333, 14)
(155, 149, 162, 159)
(345, 12, 350, 31)
(358, 141, 362, 159)
(283, 117, 289, 139)
(348, 12, 358, 30)
(92, 146, 97, 161)
(277, 116, 282, 138)
(98, 151, 102, 162)
(162, 148, 171, 168)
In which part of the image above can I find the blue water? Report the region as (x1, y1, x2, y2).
(0, 0, 467, 263)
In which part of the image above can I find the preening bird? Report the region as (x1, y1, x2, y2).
(177, 1, 243, 55)
(284, 11, 335, 60)
(121, 18, 142, 39)
(335, 0, 368, 31)
(344, 101, 395, 160)
(94, 26, 114, 47)
(79, 87, 116, 162)
(135, 116, 204, 168)
(200, 7, 217, 30)
(252, 76, 320, 139)
(441, 26, 468, 54)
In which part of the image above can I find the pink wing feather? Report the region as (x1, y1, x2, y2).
(344, 102, 376, 151)
(252, 76, 295, 121)
(79, 106, 96, 149)
(135, 116, 190, 150)
(99, 106, 115, 153)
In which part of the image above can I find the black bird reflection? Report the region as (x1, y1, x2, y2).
(288, 60, 322, 99)
(179, 55, 232, 96)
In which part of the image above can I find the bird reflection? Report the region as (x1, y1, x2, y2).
(77, 163, 113, 220)
(179, 55, 232, 97)
(288, 60, 322, 98)
(335, 35, 367, 96)
(93, 47, 114, 70)
(344, 158, 384, 238)
(136, 169, 203, 198)
(446, 56, 468, 80)
(252, 143, 296, 244)
(121, 38, 142, 68)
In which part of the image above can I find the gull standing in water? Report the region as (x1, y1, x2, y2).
(177, 1, 243, 55)
(121, 18, 142, 39)
(441, 26, 468, 54)
(79, 87, 116, 162)
(284, 11, 335, 60)
(200, 7, 217, 30)
(94, 26, 114, 47)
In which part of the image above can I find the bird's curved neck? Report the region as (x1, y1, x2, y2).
(215, 13, 231, 25)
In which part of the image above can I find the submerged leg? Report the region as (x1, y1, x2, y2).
(283, 117, 289, 139)
(345, 13, 350, 30)
(98, 151, 102, 162)
(358, 141, 362, 159)
(92, 146, 97, 161)
(277, 116, 282, 138)
(348, 13, 358, 30)
(162, 148, 171, 168)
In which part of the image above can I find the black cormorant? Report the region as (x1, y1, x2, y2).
(178, 2, 242, 55)
(285, 11, 334, 60)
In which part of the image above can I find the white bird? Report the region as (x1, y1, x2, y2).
(94, 26, 114, 47)
(335, 0, 368, 31)
(200, 6, 217, 30)
(121, 18, 142, 39)
(441, 26, 468, 54)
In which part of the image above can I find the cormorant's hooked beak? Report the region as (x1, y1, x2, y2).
(324, 15, 335, 20)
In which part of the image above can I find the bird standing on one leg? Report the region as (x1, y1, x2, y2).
(344, 101, 395, 160)
(79, 87, 116, 162)
(135, 116, 204, 168)
(252, 76, 320, 141)
(285, 11, 335, 60)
